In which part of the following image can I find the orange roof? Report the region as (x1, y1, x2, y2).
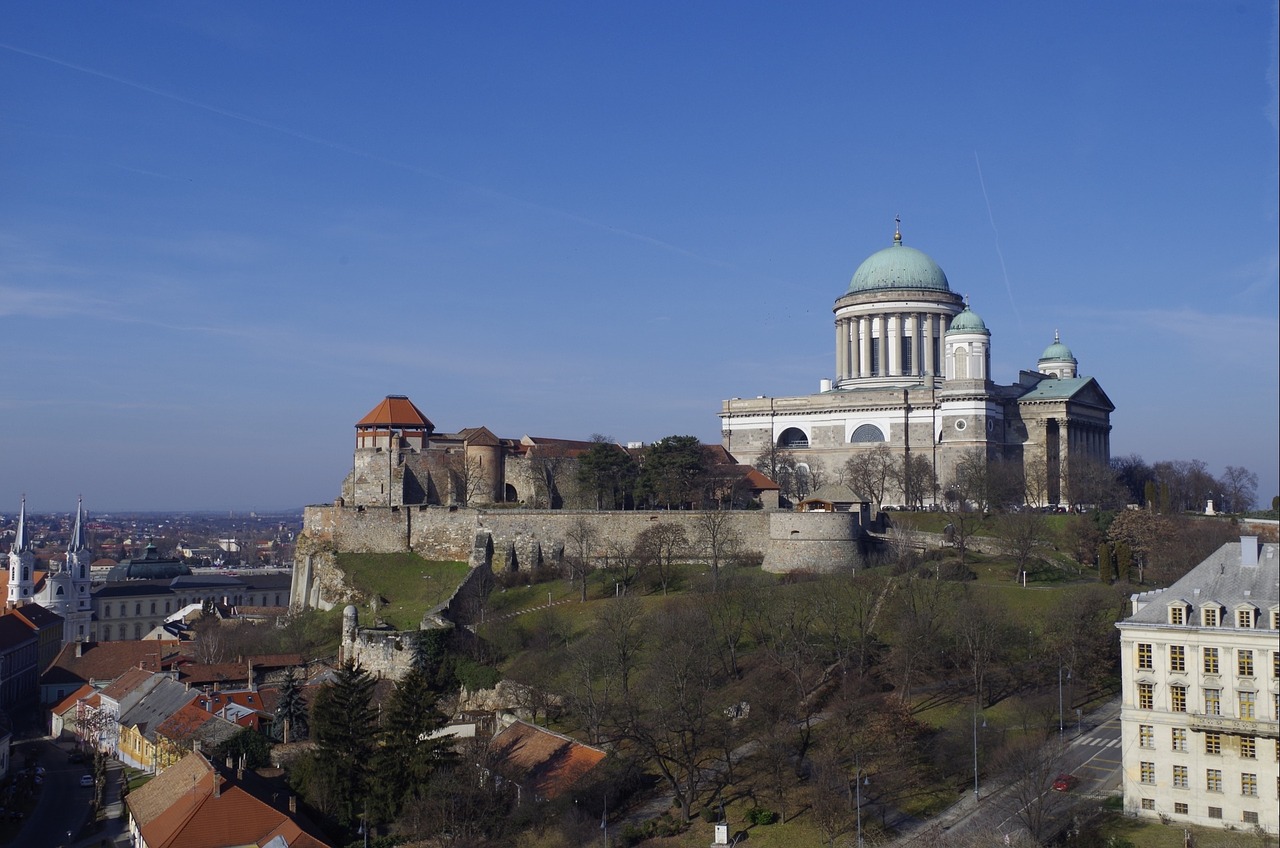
(489, 719, 607, 800)
(128, 751, 331, 848)
(355, 395, 433, 430)
(51, 683, 96, 717)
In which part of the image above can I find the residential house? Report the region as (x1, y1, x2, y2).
(125, 750, 331, 848)
(50, 682, 95, 739)
(0, 613, 39, 710)
(154, 703, 239, 771)
(118, 677, 198, 772)
(40, 639, 179, 705)
(7, 603, 65, 673)
(487, 717, 607, 803)
(93, 667, 168, 755)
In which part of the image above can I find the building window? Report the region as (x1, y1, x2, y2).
(1205, 733, 1222, 755)
(1170, 645, 1185, 672)
(1241, 737, 1256, 759)
(133, 623, 141, 639)
(1138, 683, 1154, 709)
(1238, 650, 1254, 677)
(851, 424, 886, 443)
(1139, 725, 1154, 748)
(120, 604, 126, 617)
(1241, 773, 1257, 797)
(1204, 647, 1219, 674)
(1206, 769, 1223, 792)
(135, 603, 141, 616)
(103, 606, 111, 618)
(1170, 606, 1185, 625)
(1140, 762, 1155, 784)
(777, 428, 809, 449)
(1243, 811, 1259, 825)
(1173, 765, 1188, 788)
(1204, 689, 1220, 716)
(1171, 728, 1187, 751)
(150, 601, 156, 615)
(164, 601, 170, 613)
(1140, 798, 1154, 811)
(1171, 685, 1186, 712)
(1237, 609, 1254, 628)
(1174, 802, 1188, 815)
(1239, 691, 1255, 720)
(1274, 651, 1279, 679)
(1137, 643, 1153, 670)
(1204, 607, 1218, 627)
(1208, 806, 1223, 819)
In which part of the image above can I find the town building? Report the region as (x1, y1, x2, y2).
(719, 223, 1114, 506)
(90, 573, 293, 643)
(1117, 536, 1279, 833)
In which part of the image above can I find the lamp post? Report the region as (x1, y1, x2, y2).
(972, 707, 986, 801)
(1058, 666, 1072, 744)
(855, 759, 870, 848)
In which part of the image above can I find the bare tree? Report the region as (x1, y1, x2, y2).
(563, 518, 598, 602)
(1217, 465, 1258, 513)
(694, 510, 742, 592)
(841, 443, 897, 506)
(447, 451, 491, 506)
(526, 448, 571, 509)
(994, 734, 1071, 844)
(992, 510, 1051, 578)
(635, 522, 686, 595)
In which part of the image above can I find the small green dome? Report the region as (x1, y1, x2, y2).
(848, 233, 950, 293)
(1039, 331, 1075, 362)
(947, 307, 988, 334)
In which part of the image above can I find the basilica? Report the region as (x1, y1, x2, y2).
(719, 224, 1114, 507)
(6, 498, 94, 644)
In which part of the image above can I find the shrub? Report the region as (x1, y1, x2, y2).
(454, 658, 501, 691)
(746, 807, 778, 826)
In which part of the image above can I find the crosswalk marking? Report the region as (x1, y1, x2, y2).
(1081, 737, 1119, 747)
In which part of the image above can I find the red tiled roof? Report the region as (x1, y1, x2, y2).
(355, 395, 433, 430)
(51, 683, 96, 717)
(128, 752, 332, 848)
(41, 640, 180, 690)
(740, 466, 781, 491)
(489, 720, 607, 800)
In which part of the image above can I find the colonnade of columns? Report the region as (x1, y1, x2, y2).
(1063, 419, 1111, 462)
(835, 311, 952, 382)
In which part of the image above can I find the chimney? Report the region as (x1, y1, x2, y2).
(226, 755, 234, 769)
(75, 642, 84, 658)
(1241, 536, 1259, 568)
(214, 776, 222, 798)
(288, 795, 297, 814)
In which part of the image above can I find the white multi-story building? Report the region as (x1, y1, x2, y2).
(1118, 536, 1279, 833)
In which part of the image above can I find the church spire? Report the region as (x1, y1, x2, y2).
(14, 496, 28, 552)
(69, 498, 87, 552)
(893, 214, 902, 244)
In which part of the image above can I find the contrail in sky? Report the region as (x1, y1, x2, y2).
(973, 151, 1021, 328)
(0, 43, 729, 268)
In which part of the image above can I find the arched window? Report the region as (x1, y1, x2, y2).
(56, 586, 64, 595)
(21, 567, 28, 581)
(777, 427, 809, 448)
(851, 424, 886, 443)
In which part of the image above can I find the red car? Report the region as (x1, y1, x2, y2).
(1052, 773, 1079, 792)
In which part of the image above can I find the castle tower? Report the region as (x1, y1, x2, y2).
(7, 498, 35, 606)
(344, 395, 435, 507)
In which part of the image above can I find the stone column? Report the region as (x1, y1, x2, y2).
(924, 313, 936, 377)
(887, 313, 901, 376)
(859, 316, 871, 378)
(849, 318, 860, 378)
(905, 313, 918, 375)
(836, 320, 848, 381)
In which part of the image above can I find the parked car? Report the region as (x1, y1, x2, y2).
(1052, 773, 1079, 792)
(79, 775, 94, 788)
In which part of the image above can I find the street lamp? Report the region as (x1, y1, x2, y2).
(1058, 666, 1072, 744)
(973, 707, 986, 801)
(855, 760, 870, 848)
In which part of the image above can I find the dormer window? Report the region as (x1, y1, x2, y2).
(1203, 606, 1220, 627)
(1168, 603, 1188, 625)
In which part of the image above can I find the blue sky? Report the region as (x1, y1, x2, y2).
(2, 2, 1277, 511)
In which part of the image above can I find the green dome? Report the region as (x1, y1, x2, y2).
(1039, 332, 1075, 362)
(947, 307, 988, 334)
(848, 235, 950, 293)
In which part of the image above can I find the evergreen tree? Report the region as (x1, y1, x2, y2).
(272, 666, 310, 742)
(369, 665, 454, 823)
(310, 661, 378, 828)
(638, 435, 705, 508)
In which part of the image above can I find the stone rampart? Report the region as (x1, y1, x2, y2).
(762, 511, 863, 572)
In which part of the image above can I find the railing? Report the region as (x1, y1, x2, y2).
(1187, 713, 1280, 738)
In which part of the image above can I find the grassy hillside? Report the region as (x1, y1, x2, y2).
(335, 552, 470, 629)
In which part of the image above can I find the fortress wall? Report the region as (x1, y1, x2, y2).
(762, 511, 862, 572)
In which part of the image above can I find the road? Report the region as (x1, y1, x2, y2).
(895, 698, 1123, 845)
(10, 736, 130, 848)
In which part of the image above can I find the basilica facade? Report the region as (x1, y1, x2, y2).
(719, 225, 1115, 507)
